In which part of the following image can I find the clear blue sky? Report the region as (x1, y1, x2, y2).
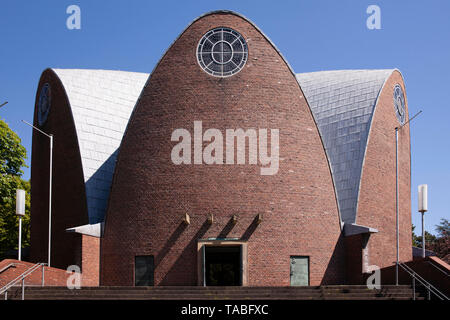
(0, 0, 449, 235)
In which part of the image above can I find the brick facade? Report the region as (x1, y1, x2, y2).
(0, 259, 68, 287)
(0, 256, 99, 288)
(30, 69, 89, 270)
(100, 12, 344, 286)
(29, 11, 414, 287)
(357, 71, 412, 269)
(80, 235, 100, 286)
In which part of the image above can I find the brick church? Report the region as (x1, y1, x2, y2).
(29, 10, 413, 287)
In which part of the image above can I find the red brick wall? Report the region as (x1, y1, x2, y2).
(81, 235, 100, 286)
(345, 234, 364, 284)
(356, 70, 412, 269)
(0, 259, 69, 287)
(101, 12, 343, 286)
(30, 69, 89, 270)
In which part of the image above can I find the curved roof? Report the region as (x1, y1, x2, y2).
(52, 69, 149, 223)
(296, 69, 395, 225)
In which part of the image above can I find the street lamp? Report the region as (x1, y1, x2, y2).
(16, 189, 26, 261)
(0, 101, 8, 108)
(395, 110, 422, 285)
(418, 184, 428, 258)
(22, 119, 53, 267)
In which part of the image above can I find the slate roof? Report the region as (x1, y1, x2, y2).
(52, 69, 149, 223)
(296, 69, 396, 225)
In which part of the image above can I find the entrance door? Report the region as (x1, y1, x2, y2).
(204, 246, 241, 286)
(290, 256, 309, 286)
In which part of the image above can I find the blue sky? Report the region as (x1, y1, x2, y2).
(0, 0, 449, 235)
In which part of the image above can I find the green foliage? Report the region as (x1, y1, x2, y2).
(416, 231, 437, 247)
(0, 118, 30, 259)
(412, 224, 421, 247)
(0, 119, 27, 176)
(431, 218, 450, 262)
(412, 219, 449, 246)
(413, 219, 450, 262)
(435, 218, 449, 238)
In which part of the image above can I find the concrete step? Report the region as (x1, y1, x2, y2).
(20, 287, 413, 292)
(4, 285, 420, 300)
(21, 285, 413, 292)
(22, 285, 413, 290)
(16, 291, 414, 298)
(18, 288, 414, 294)
(15, 293, 418, 300)
(18, 295, 419, 300)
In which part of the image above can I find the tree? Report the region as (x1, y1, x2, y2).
(430, 218, 450, 263)
(411, 224, 436, 247)
(412, 224, 421, 247)
(435, 218, 449, 238)
(416, 231, 437, 248)
(413, 219, 450, 263)
(0, 118, 30, 260)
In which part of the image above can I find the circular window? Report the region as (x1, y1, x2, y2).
(197, 27, 248, 77)
(38, 83, 51, 126)
(393, 84, 406, 124)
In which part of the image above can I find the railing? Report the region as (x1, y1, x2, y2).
(0, 262, 47, 300)
(426, 260, 450, 277)
(398, 262, 449, 300)
(0, 263, 17, 274)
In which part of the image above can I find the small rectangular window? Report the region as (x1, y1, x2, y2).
(135, 255, 154, 286)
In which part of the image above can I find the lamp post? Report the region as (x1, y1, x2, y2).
(22, 120, 53, 267)
(418, 184, 428, 258)
(395, 110, 422, 285)
(0, 101, 8, 108)
(16, 189, 26, 261)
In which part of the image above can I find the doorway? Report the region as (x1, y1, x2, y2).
(290, 256, 309, 286)
(204, 246, 241, 286)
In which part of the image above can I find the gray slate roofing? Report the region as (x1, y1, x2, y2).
(296, 69, 395, 226)
(52, 69, 149, 224)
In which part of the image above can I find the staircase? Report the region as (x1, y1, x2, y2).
(3, 285, 422, 300)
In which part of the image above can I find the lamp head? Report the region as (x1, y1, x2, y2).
(418, 184, 428, 213)
(16, 189, 26, 216)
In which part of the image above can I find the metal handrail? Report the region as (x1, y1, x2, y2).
(0, 262, 47, 300)
(426, 260, 450, 277)
(398, 262, 449, 300)
(0, 263, 17, 274)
